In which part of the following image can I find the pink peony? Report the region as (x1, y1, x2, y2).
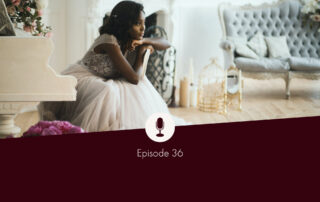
(23, 121, 85, 137)
(68, 126, 84, 134)
(41, 126, 62, 136)
(28, 126, 42, 135)
(11, 0, 21, 6)
(37, 9, 43, 16)
(23, 25, 32, 32)
(52, 120, 72, 131)
(26, 7, 31, 12)
(38, 121, 52, 128)
(45, 32, 53, 38)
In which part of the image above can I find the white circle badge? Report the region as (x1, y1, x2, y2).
(145, 113, 175, 143)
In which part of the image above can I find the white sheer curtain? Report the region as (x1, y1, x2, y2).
(86, 0, 105, 50)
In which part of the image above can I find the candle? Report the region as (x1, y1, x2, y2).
(179, 77, 190, 108)
(189, 84, 197, 107)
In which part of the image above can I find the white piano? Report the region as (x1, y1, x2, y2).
(0, 37, 77, 138)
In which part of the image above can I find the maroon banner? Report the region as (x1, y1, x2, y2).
(0, 117, 319, 201)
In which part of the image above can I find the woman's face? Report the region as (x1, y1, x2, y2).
(129, 11, 145, 40)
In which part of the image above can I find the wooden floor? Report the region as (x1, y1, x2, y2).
(170, 78, 320, 125)
(14, 78, 320, 135)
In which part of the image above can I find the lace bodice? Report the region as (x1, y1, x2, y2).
(81, 34, 136, 78)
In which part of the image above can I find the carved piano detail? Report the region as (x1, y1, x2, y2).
(0, 37, 77, 138)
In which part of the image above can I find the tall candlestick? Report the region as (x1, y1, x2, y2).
(179, 77, 190, 108)
(190, 84, 197, 107)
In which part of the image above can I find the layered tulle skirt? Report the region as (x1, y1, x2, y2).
(40, 63, 187, 132)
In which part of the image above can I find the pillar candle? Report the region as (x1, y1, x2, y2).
(190, 84, 197, 107)
(179, 77, 190, 108)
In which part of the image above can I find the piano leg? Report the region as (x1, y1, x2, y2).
(0, 102, 39, 139)
(0, 114, 21, 138)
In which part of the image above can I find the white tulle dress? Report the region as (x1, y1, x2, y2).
(40, 33, 187, 132)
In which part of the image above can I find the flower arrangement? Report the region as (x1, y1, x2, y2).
(4, 0, 52, 36)
(23, 121, 85, 137)
(301, 0, 320, 32)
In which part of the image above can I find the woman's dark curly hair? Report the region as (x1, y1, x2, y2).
(99, 1, 144, 46)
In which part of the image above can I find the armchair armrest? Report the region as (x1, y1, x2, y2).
(220, 39, 235, 52)
(220, 39, 235, 69)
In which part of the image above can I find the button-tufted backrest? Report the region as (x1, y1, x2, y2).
(220, 0, 320, 58)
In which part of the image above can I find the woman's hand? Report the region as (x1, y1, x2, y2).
(138, 44, 154, 56)
(140, 37, 171, 50)
(128, 39, 144, 51)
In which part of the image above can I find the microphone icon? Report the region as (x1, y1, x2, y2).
(156, 117, 164, 137)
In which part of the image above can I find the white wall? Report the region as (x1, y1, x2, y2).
(45, 0, 67, 73)
(171, 0, 277, 85)
(46, 0, 276, 79)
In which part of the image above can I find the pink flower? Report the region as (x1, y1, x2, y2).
(68, 127, 84, 134)
(26, 7, 31, 12)
(23, 121, 85, 137)
(38, 121, 51, 128)
(45, 32, 53, 38)
(37, 10, 43, 16)
(41, 126, 62, 136)
(24, 126, 42, 136)
(23, 25, 32, 32)
(52, 121, 71, 131)
(11, 0, 21, 6)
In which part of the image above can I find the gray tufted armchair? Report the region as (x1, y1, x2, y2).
(219, 0, 320, 99)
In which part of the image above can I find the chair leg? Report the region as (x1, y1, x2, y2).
(285, 73, 291, 99)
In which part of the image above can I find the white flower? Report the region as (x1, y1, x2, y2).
(30, 8, 35, 15)
(35, 0, 48, 9)
(310, 14, 320, 21)
(301, 0, 320, 14)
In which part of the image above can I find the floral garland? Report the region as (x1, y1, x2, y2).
(301, 0, 320, 32)
(4, 0, 52, 37)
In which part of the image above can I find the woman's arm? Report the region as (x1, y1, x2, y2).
(142, 37, 171, 50)
(133, 45, 154, 73)
(94, 43, 142, 85)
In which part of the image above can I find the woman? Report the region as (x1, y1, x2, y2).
(41, 1, 187, 132)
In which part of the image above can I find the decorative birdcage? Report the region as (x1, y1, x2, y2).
(198, 58, 227, 113)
